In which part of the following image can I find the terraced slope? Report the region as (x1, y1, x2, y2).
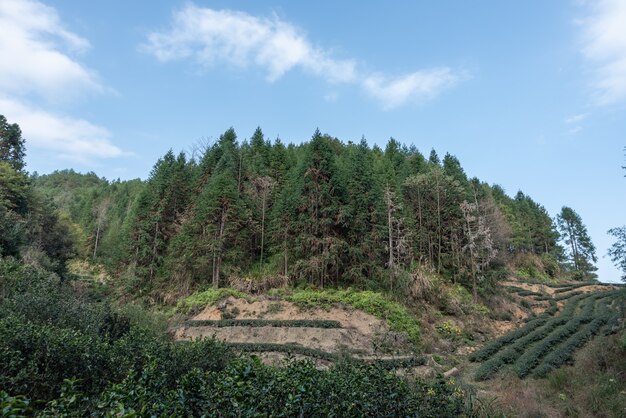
(471, 283, 624, 381)
(174, 295, 427, 370)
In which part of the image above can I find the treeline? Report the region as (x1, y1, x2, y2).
(31, 126, 596, 302)
(0, 116, 75, 275)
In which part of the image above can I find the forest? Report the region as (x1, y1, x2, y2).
(26, 126, 602, 299)
(1, 115, 625, 416)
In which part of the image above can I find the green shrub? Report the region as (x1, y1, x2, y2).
(91, 357, 467, 417)
(0, 391, 31, 417)
(185, 319, 342, 328)
(283, 288, 421, 346)
(175, 287, 250, 314)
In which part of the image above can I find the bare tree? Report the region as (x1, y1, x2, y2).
(92, 196, 111, 259)
(384, 186, 411, 291)
(460, 200, 497, 302)
(252, 176, 276, 267)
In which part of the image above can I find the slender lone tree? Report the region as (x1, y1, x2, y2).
(556, 206, 597, 280)
(0, 115, 26, 172)
(607, 226, 626, 282)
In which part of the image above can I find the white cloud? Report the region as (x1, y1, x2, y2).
(0, 0, 124, 163)
(0, 0, 102, 100)
(564, 112, 589, 124)
(0, 96, 124, 163)
(144, 6, 356, 83)
(567, 125, 583, 135)
(580, 0, 626, 105)
(144, 4, 466, 109)
(363, 68, 463, 110)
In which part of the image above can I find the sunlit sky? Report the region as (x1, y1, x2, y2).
(1, 0, 625, 282)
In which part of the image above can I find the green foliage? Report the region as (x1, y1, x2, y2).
(0, 391, 31, 417)
(185, 319, 342, 328)
(91, 356, 466, 417)
(0, 115, 26, 172)
(607, 226, 626, 281)
(473, 291, 622, 381)
(469, 316, 549, 362)
(281, 288, 421, 345)
(175, 287, 249, 314)
(557, 206, 598, 280)
(22, 123, 565, 300)
(0, 259, 473, 417)
(436, 320, 462, 339)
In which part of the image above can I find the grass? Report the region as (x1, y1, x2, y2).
(275, 288, 421, 346)
(176, 288, 251, 314)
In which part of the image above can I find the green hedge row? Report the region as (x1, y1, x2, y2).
(470, 293, 588, 366)
(533, 304, 613, 378)
(372, 356, 428, 370)
(469, 316, 549, 362)
(534, 291, 586, 302)
(506, 286, 544, 298)
(472, 293, 595, 381)
(513, 317, 587, 378)
(226, 343, 428, 370)
(553, 283, 594, 294)
(185, 319, 342, 328)
(473, 316, 570, 380)
(227, 342, 339, 362)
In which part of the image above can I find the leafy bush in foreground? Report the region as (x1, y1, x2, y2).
(86, 357, 468, 418)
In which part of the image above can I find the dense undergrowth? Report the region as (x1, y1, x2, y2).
(0, 259, 475, 417)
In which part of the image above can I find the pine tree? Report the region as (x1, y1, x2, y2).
(126, 150, 193, 287)
(289, 130, 348, 287)
(0, 115, 26, 172)
(342, 137, 386, 285)
(607, 226, 626, 282)
(557, 206, 597, 280)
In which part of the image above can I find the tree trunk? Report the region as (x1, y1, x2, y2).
(93, 223, 101, 259)
(260, 191, 266, 267)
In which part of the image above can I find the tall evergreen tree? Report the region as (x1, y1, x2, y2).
(288, 130, 348, 287)
(0, 115, 26, 172)
(126, 150, 193, 288)
(607, 226, 626, 282)
(342, 138, 386, 285)
(556, 206, 597, 280)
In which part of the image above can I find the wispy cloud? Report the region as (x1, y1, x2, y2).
(363, 69, 464, 110)
(564, 112, 589, 124)
(0, 96, 124, 163)
(0, 0, 102, 100)
(144, 6, 356, 83)
(567, 125, 583, 135)
(0, 0, 123, 163)
(580, 0, 626, 105)
(144, 4, 466, 109)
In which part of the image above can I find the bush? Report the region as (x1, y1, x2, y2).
(91, 357, 467, 417)
(280, 288, 421, 346)
(175, 287, 250, 314)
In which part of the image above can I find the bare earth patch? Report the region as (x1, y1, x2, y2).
(175, 296, 404, 356)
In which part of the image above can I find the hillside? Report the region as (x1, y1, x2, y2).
(1, 117, 625, 416)
(168, 281, 625, 416)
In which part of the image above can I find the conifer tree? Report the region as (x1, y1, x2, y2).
(557, 206, 597, 280)
(343, 138, 386, 284)
(607, 226, 626, 282)
(0, 115, 26, 172)
(289, 130, 348, 287)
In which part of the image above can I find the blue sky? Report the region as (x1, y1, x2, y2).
(1, 0, 625, 282)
